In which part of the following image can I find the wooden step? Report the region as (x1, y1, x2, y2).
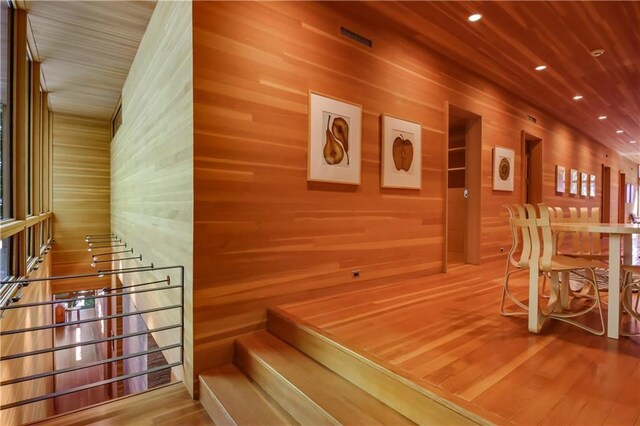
(199, 364, 295, 426)
(267, 307, 499, 426)
(235, 331, 414, 425)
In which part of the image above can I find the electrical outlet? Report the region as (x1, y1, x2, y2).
(500, 247, 505, 253)
(352, 270, 360, 278)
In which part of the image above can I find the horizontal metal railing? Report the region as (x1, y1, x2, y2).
(0, 239, 185, 412)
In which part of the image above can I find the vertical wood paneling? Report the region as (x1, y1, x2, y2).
(110, 1, 194, 395)
(191, 1, 639, 377)
(0, 257, 54, 426)
(51, 112, 110, 291)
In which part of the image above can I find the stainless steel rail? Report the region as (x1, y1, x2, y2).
(0, 256, 185, 412)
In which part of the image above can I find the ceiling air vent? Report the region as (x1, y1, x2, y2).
(340, 27, 372, 48)
(527, 114, 538, 124)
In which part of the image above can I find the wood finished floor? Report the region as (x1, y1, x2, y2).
(280, 250, 640, 425)
(32, 383, 213, 426)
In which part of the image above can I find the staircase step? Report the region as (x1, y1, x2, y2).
(199, 364, 295, 426)
(235, 331, 414, 425)
(267, 307, 498, 425)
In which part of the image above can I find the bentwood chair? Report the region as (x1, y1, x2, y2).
(621, 264, 640, 336)
(546, 206, 607, 299)
(526, 203, 605, 335)
(500, 204, 530, 316)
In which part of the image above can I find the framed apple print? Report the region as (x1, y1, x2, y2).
(492, 146, 514, 191)
(580, 172, 588, 196)
(569, 169, 578, 195)
(556, 165, 565, 193)
(308, 92, 362, 184)
(590, 174, 596, 197)
(381, 114, 422, 189)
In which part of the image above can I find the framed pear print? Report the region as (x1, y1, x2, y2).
(492, 146, 514, 191)
(590, 174, 596, 197)
(569, 169, 578, 195)
(381, 114, 422, 189)
(580, 172, 588, 196)
(556, 165, 566, 193)
(308, 92, 361, 184)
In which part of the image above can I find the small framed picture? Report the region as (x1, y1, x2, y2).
(569, 169, 578, 195)
(492, 146, 515, 191)
(307, 92, 362, 184)
(556, 165, 565, 193)
(580, 172, 588, 197)
(381, 114, 422, 189)
(589, 174, 596, 197)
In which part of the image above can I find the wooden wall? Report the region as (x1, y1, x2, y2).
(191, 1, 639, 377)
(110, 1, 193, 395)
(0, 256, 54, 425)
(51, 112, 110, 292)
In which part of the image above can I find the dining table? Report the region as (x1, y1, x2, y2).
(528, 222, 640, 339)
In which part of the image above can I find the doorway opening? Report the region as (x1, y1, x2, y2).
(601, 165, 611, 222)
(446, 104, 481, 269)
(618, 171, 626, 223)
(521, 132, 543, 205)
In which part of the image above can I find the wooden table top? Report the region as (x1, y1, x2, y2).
(552, 223, 640, 234)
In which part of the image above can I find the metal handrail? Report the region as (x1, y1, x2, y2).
(0, 255, 185, 412)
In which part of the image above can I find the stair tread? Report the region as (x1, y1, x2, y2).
(236, 331, 414, 425)
(199, 364, 295, 425)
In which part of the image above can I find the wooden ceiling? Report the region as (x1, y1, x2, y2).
(334, 1, 640, 163)
(21, 1, 639, 163)
(26, 1, 156, 120)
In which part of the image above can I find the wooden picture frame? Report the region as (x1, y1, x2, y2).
(492, 146, 514, 191)
(580, 172, 588, 197)
(590, 174, 596, 197)
(381, 114, 422, 189)
(556, 165, 565, 193)
(307, 92, 361, 184)
(569, 169, 578, 195)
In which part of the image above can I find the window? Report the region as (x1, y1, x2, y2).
(0, 236, 14, 282)
(0, 1, 12, 220)
(26, 55, 32, 216)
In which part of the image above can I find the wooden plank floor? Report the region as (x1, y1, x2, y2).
(280, 248, 640, 425)
(32, 383, 213, 426)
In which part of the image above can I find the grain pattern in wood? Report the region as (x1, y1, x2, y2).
(0, 256, 55, 426)
(25, 1, 156, 119)
(199, 364, 295, 425)
(279, 255, 640, 425)
(51, 112, 110, 293)
(235, 331, 414, 425)
(191, 1, 638, 378)
(110, 0, 194, 395)
(30, 382, 213, 426)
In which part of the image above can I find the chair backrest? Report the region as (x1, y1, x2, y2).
(504, 204, 532, 269)
(525, 203, 553, 272)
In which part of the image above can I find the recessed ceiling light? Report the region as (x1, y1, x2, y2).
(535, 65, 547, 71)
(573, 95, 583, 101)
(616, 130, 624, 134)
(590, 49, 605, 57)
(468, 14, 482, 22)
(598, 115, 607, 120)
(631, 140, 637, 144)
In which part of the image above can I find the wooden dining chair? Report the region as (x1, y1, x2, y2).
(499, 204, 531, 316)
(621, 264, 640, 336)
(526, 203, 605, 335)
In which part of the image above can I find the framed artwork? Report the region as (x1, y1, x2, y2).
(580, 172, 588, 196)
(589, 174, 596, 197)
(492, 146, 515, 191)
(556, 165, 565, 193)
(381, 114, 422, 189)
(569, 169, 578, 195)
(307, 92, 362, 184)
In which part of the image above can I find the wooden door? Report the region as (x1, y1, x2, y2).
(601, 165, 611, 222)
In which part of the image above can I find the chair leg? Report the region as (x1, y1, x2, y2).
(500, 263, 528, 317)
(549, 268, 604, 336)
(621, 270, 640, 337)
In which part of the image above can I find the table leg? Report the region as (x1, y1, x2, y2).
(608, 234, 621, 339)
(560, 271, 571, 310)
